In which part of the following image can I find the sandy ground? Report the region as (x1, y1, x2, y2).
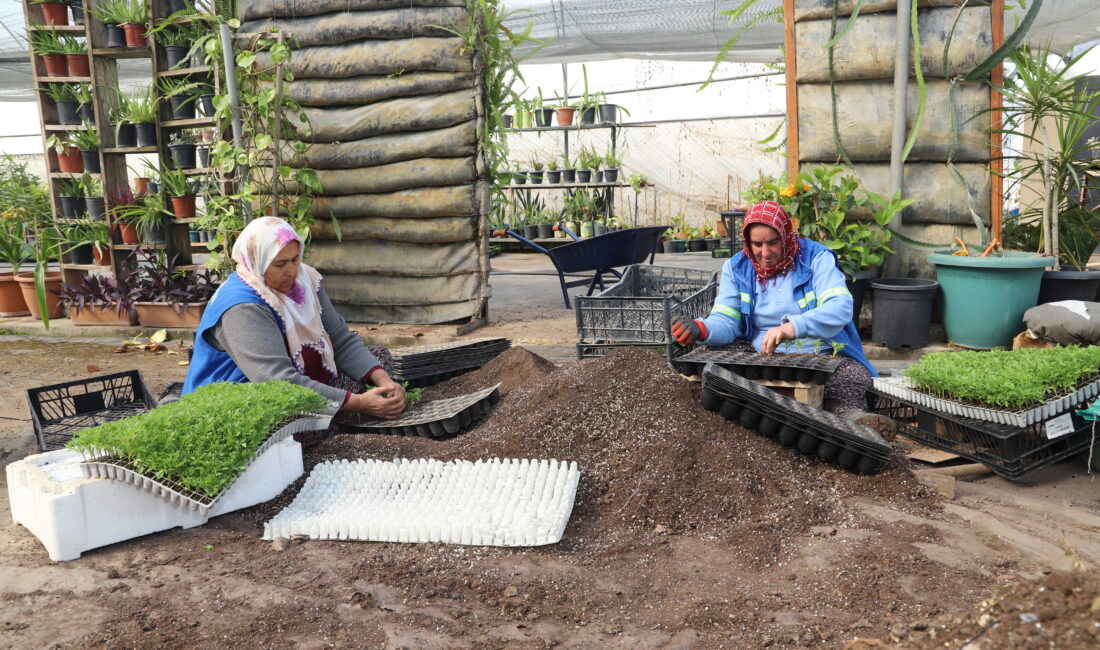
(1, 337, 1099, 649)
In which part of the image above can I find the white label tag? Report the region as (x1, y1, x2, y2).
(1045, 413, 1076, 440)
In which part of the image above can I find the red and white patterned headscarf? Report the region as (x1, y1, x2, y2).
(232, 217, 336, 377)
(742, 200, 802, 284)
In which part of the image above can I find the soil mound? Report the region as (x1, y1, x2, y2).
(330, 347, 933, 560)
(424, 346, 558, 400)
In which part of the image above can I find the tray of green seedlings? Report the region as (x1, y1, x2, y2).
(873, 347, 1100, 428)
(339, 384, 501, 438)
(702, 363, 893, 474)
(675, 343, 843, 384)
(68, 381, 330, 514)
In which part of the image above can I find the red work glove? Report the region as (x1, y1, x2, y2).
(670, 319, 707, 345)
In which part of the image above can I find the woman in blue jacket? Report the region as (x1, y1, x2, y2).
(671, 201, 877, 417)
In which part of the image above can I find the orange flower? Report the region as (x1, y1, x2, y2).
(779, 183, 798, 197)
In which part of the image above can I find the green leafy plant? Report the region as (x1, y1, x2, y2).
(603, 150, 622, 168)
(38, 83, 79, 103)
(112, 191, 165, 238)
(905, 347, 1100, 409)
(0, 156, 50, 274)
(89, 0, 134, 24)
(576, 146, 602, 171)
(115, 0, 149, 25)
(627, 173, 647, 194)
(56, 35, 86, 55)
(73, 83, 93, 105)
(29, 27, 71, 55)
(122, 85, 157, 124)
(67, 381, 328, 497)
(59, 218, 110, 257)
(58, 177, 82, 197)
(68, 126, 99, 151)
(158, 166, 193, 198)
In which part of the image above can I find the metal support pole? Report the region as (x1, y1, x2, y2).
(562, 63, 569, 165)
(888, 0, 912, 227)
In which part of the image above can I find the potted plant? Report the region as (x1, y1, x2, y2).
(511, 168, 526, 185)
(159, 165, 196, 217)
(57, 177, 84, 219)
(73, 82, 94, 122)
(598, 100, 629, 125)
(122, 85, 157, 146)
(109, 101, 136, 147)
(114, 190, 166, 243)
(545, 158, 560, 184)
(159, 77, 199, 120)
(196, 81, 215, 117)
(532, 87, 553, 127)
(89, 0, 130, 48)
(0, 158, 52, 316)
(576, 147, 599, 183)
(528, 158, 544, 184)
(108, 184, 142, 243)
(15, 209, 64, 323)
(55, 274, 137, 325)
(560, 153, 576, 184)
(67, 0, 85, 24)
(58, 32, 89, 77)
(34, 0, 71, 25)
(576, 65, 599, 125)
(603, 150, 621, 183)
(68, 126, 100, 174)
(59, 219, 109, 265)
(30, 27, 70, 77)
(554, 96, 575, 127)
(168, 130, 197, 169)
(39, 83, 80, 125)
(45, 134, 82, 174)
(128, 251, 219, 328)
(82, 175, 106, 221)
(155, 25, 195, 68)
(536, 210, 554, 239)
(0, 217, 31, 315)
(117, 0, 150, 48)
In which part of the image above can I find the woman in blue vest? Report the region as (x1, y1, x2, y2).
(184, 217, 406, 424)
(671, 200, 879, 418)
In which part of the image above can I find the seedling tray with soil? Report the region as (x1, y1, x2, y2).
(339, 385, 501, 438)
(391, 339, 511, 384)
(80, 415, 331, 514)
(867, 388, 1093, 479)
(702, 363, 893, 474)
(675, 349, 842, 384)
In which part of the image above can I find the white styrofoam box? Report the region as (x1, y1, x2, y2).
(6, 437, 303, 562)
(264, 457, 580, 547)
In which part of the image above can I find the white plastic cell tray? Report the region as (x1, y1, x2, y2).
(264, 457, 580, 547)
(7, 437, 304, 562)
(872, 375, 1100, 428)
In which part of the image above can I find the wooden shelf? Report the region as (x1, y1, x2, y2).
(92, 47, 151, 59)
(113, 243, 166, 250)
(60, 263, 110, 271)
(181, 167, 214, 176)
(28, 24, 85, 33)
(154, 14, 214, 27)
(49, 172, 100, 179)
(506, 123, 655, 133)
(162, 117, 214, 128)
(506, 182, 626, 190)
(103, 146, 159, 154)
(156, 65, 212, 78)
(34, 75, 92, 83)
(44, 123, 90, 131)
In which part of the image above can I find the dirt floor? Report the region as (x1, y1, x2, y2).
(1, 338, 1099, 649)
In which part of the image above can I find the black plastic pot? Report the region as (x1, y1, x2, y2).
(114, 122, 137, 147)
(70, 244, 94, 265)
(594, 170, 604, 183)
(69, 2, 84, 24)
(80, 149, 100, 174)
(59, 195, 84, 219)
(197, 145, 210, 168)
(846, 268, 876, 326)
(704, 238, 719, 251)
(77, 102, 94, 122)
(85, 196, 106, 221)
(534, 108, 554, 127)
(148, 181, 160, 194)
(169, 95, 196, 120)
(662, 240, 677, 254)
(561, 169, 576, 183)
(576, 170, 592, 183)
(523, 225, 539, 240)
(1037, 267, 1100, 304)
(579, 107, 596, 124)
(688, 239, 707, 252)
(594, 223, 608, 236)
(870, 278, 938, 349)
(546, 170, 561, 183)
(537, 224, 554, 239)
(502, 114, 513, 128)
(105, 24, 125, 48)
(513, 173, 526, 185)
(198, 94, 214, 116)
(170, 143, 197, 169)
(603, 168, 619, 183)
(164, 45, 189, 68)
(142, 223, 166, 244)
(135, 122, 156, 147)
(597, 103, 618, 123)
(528, 170, 543, 184)
(56, 100, 80, 125)
(168, 0, 188, 12)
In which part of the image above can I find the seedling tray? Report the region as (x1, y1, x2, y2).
(575, 265, 718, 361)
(396, 367, 477, 389)
(872, 375, 1100, 428)
(867, 388, 1093, 479)
(391, 338, 510, 372)
(27, 370, 158, 451)
(339, 385, 501, 438)
(675, 349, 842, 384)
(79, 415, 331, 514)
(391, 337, 510, 363)
(702, 363, 892, 474)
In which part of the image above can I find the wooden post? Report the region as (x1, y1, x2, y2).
(990, 0, 1004, 245)
(784, 0, 799, 180)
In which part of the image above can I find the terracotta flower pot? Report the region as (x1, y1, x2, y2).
(0, 273, 30, 317)
(133, 177, 150, 195)
(56, 146, 84, 173)
(69, 305, 138, 326)
(65, 53, 90, 77)
(554, 107, 575, 126)
(121, 22, 147, 47)
(92, 246, 111, 266)
(134, 302, 206, 329)
(169, 195, 196, 218)
(116, 222, 139, 244)
(15, 272, 64, 320)
(41, 54, 68, 77)
(40, 2, 69, 25)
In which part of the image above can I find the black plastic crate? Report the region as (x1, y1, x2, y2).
(675, 349, 842, 384)
(27, 370, 157, 451)
(867, 388, 1093, 479)
(575, 264, 718, 361)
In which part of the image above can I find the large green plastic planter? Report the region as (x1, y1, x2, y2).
(928, 250, 1054, 349)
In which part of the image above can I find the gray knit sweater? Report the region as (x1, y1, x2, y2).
(203, 285, 380, 415)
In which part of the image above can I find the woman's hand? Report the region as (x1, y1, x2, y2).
(347, 382, 406, 419)
(761, 321, 796, 355)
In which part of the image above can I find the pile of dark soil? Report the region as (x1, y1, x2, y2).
(900, 570, 1100, 648)
(309, 346, 935, 563)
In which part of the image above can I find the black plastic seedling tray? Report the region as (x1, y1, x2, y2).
(676, 349, 842, 384)
(867, 388, 1093, 480)
(27, 370, 158, 451)
(339, 385, 501, 438)
(702, 363, 892, 474)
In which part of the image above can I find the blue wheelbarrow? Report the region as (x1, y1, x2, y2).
(506, 225, 670, 308)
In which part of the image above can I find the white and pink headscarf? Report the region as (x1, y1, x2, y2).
(231, 217, 336, 377)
